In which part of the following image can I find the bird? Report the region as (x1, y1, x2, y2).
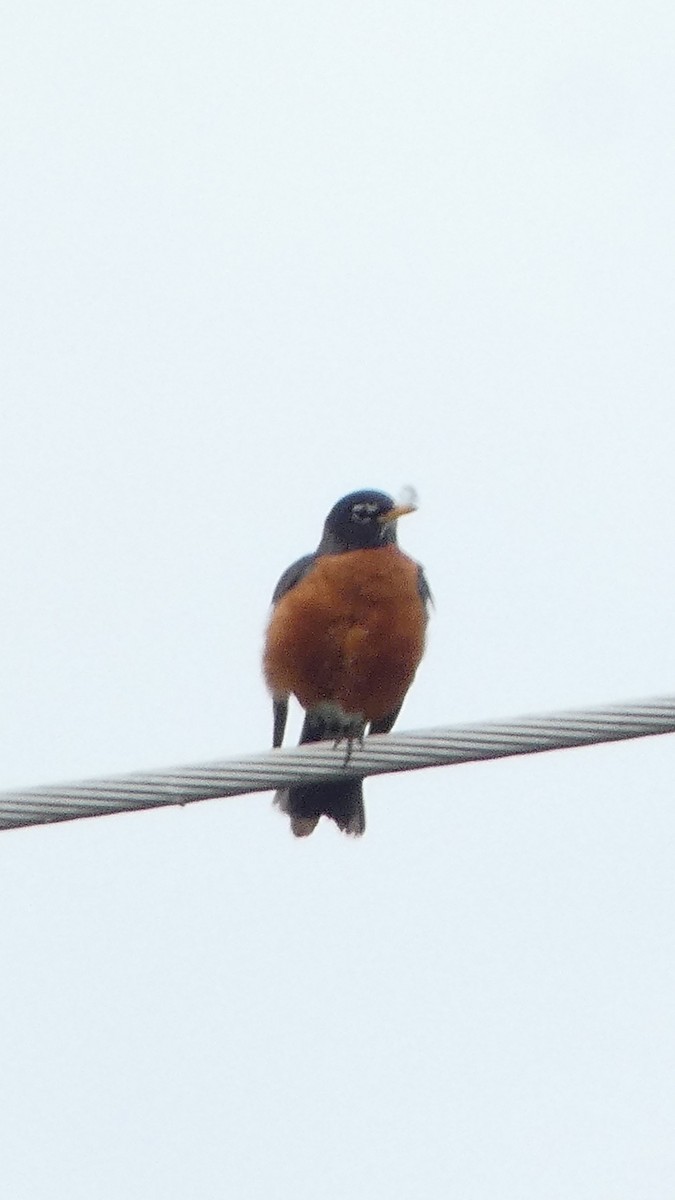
(263, 488, 431, 837)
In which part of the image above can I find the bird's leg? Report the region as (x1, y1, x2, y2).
(337, 721, 366, 766)
(330, 712, 366, 764)
(310, 702, 366, 762)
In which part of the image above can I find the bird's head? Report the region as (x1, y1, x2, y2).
(318, 489, 417, 553)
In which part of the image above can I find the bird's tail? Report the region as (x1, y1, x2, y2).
(274, 779, 365, 837)
(274, 711, 366, 837)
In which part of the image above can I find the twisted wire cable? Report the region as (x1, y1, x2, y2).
(0, 696, 674, 832)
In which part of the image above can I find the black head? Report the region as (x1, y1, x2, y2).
(317, 489, 417, 554)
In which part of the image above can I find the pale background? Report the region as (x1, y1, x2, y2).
(1, 1, 674, 1196)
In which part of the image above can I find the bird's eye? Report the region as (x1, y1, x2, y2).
(351, 502, 378, 524)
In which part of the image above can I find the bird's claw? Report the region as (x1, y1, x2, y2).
(310, 703, 366, 762)
(333, 725, 366, 766)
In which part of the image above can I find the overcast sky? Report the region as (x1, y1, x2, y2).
(1, 1, 675, 1196)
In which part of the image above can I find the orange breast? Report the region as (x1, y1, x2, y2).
(263, 546, 427, 722)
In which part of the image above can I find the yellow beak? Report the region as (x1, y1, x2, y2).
(377, 503, 417, 526)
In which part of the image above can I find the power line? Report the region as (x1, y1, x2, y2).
(0, 696, 673, 832)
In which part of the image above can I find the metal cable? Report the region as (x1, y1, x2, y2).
(0, 696, 674, 831)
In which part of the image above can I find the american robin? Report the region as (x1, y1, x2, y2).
(263, 489, 431, 837)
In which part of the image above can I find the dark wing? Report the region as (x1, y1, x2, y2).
(272, 553, 316, 604)
(368, 705, 403, 736)
(417, 562, 433, 608)
(369, 562, 432, 738)
(270, 553, 317, 747)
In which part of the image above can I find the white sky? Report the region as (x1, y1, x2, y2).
(1, 1, 675, 1196)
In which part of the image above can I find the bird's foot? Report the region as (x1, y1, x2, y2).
(336, 728, 366, 766)
(311, 703, 366, 764)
